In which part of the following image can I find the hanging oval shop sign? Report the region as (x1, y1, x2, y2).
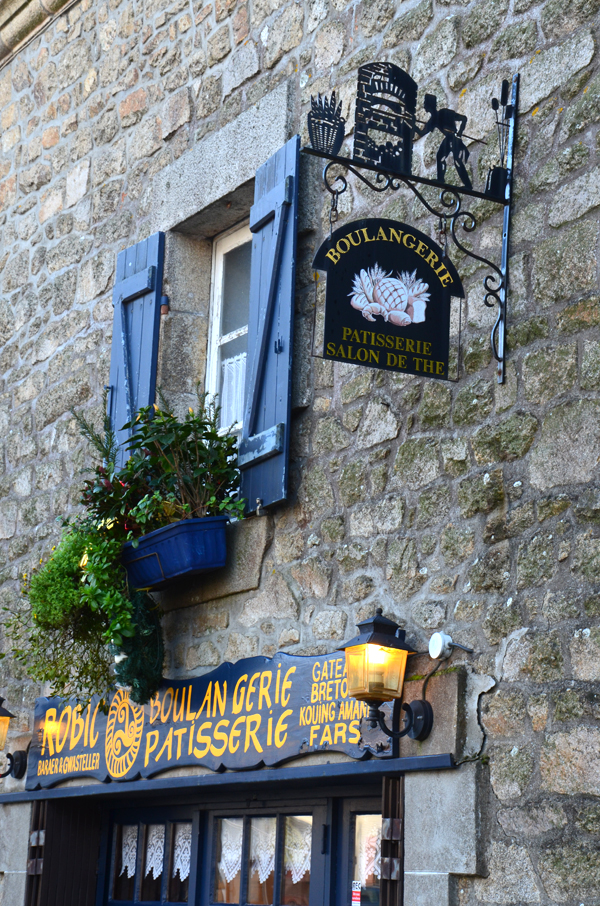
(313, 218, 464, 381)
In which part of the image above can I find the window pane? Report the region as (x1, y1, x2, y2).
(221, 241, 252, 336)
(141, 824, 165, 901)
(214, 817, 243, 904)
(219, 335, 247, 428)
(247, 817, 276, 905)
(168, 822, 192, 903)
(353, 815, 381, 906)
(112, 824, 137, 901)
(281, 816, 312, 906)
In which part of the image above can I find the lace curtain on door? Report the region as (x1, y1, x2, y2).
(145, 825, 165, 880)
(284, 817, 313, 885)
(172, 823, 192, 882)
(218, 818, 244, 883)
(221, 353, 246, 427)
(355, 816, 381, 888)
(120, 825, 138, 878)
(249, 817, 277, 884)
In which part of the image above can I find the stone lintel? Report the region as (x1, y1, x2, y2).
(149, 80, 294, 234)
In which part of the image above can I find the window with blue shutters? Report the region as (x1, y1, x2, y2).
(107, 232, 166, 468)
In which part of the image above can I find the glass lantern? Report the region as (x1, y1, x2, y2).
(338, 610, 416, 705)
(0, 697, 15, 752)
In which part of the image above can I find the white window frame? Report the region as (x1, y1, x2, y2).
(206, 221, 252, 432)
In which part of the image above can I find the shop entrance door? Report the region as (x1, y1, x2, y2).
(103, 793, 383, 906)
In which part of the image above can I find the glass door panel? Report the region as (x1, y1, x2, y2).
(140, 824, 165, 901)
(112, 824, 137, 901)
(353, 815, 381, 906)
(281, 816, 313, 906)
(215, 817, 243, 903)
(247, 817, 277, 905)
(169, 822, 192, 903)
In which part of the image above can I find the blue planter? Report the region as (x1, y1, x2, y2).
(122, 516, 228, 590)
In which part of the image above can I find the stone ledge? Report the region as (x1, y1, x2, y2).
(0, 0, 72, 64)
(158, 515, 273, 611)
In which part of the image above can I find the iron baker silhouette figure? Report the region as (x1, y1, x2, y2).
(416, 94, 473, 190)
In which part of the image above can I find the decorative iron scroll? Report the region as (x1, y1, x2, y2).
(304, 64, 519, 384)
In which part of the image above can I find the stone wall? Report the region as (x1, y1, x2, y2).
(0, 0, 600, 903)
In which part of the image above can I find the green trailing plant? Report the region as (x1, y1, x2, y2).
(6, 389, 244, 706)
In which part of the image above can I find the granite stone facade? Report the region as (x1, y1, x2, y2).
(1, 0, 600, 904)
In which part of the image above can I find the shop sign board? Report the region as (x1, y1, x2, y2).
(313, 218, 464, 381)
(27, 651, 393, 790)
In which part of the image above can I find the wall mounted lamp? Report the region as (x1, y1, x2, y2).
(337, 609, 434, 742)
(0, 696, 28, 780)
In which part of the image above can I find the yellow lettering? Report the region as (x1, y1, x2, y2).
(213, 681, 226, 718)
(320, 725, 333, 746)
(210, 719, 230, 758)
(325, 248, 340, 265)
(232, 675, 247, 714)
(334, 723, 347, 744)
(174, 727, 186, 760)
(193, 721, 212, 759)
(403, 234, 416, 249)
(309, 724, 320, 746)
(389, 228, 403, 244)
(348, 719, 360, 743)
(161, 688, 174, 723)
(258, 672, 272, 710)
(149, 693, 161, 725)
(70, 707, 85, 750)
(281, 667, 296, 707)
(156, 727, 173, 762)
(229, 716, 245, 753)
(244, 714, 263, 753)
(336, 237, 350, 253)
(376, 227, 388, 241)
(246, 673, 260, 712)
(89, 701, 100, 748)
(173, 688, 185, 723)
(55, 707, 71, 754)
(145, 730, 159, 766)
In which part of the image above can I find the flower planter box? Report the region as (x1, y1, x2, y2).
(122, 516, 228, 590)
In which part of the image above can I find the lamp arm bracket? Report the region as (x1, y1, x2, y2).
(370, 700, 433, 742)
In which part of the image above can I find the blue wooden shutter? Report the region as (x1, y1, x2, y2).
(107, 232, 165, 468)
(239, 135, 300, 511)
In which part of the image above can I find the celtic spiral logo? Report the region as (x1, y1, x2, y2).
(105, 689, 145, 779)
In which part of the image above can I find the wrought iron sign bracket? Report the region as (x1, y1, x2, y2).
(303, 67, 519, 384)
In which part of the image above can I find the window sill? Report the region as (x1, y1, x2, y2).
(157, 515, 273, 611)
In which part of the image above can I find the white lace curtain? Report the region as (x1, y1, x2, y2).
(145, 825, 165, 880)
(356, 816, 381, 888)
(249, 817, 277, 884)
(218, 818, 244, 883)
(284, 817, 313, 885)
(220, 352, 246, 427)
(173, 823, 192, 882)
(120, 825, 138, 879)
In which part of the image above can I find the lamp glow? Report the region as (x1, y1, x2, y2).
(0, 697, 15, 753)
(345, 642, 410, 703)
